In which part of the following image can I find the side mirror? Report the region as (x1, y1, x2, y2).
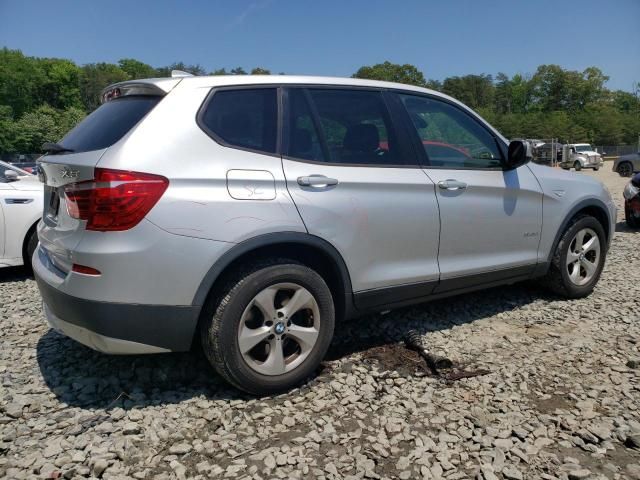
(506, 140, 531, 170)
(4, 170, 19, 181)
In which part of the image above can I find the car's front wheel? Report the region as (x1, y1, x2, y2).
(201, 260, 335, 395)
(541, 214, 606, 298)
(573, 161, 582, 171)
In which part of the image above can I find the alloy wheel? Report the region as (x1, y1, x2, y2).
(566, 228, 600, 286)
(237, 283, 320, 376)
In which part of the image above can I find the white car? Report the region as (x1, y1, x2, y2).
(0, 160, 42, 269)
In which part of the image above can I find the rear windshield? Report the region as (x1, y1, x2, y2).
(60, 96, 160, 153)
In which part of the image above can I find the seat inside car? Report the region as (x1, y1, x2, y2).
(341, 123, 383, 164)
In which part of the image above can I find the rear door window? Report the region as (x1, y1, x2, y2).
(305, 89, 404, 166)
(285, 89, 327, 162)
(60, 96, 160, 153)
(199, 88, 278, 154)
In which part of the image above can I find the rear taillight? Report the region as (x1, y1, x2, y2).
(64, 168, 169, 231)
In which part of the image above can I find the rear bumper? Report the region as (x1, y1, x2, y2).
(34, 248, 200, 353)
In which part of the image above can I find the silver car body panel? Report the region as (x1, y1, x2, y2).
(526, 162, 616, 255)
(282, 159, 440, 291)
(423, 166, 543, 280)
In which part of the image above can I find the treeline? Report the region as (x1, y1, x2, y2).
(0, 49, 638, 154)
(354, 62, 640, 146)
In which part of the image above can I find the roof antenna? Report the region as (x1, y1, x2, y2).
(171, 70, 194, 78)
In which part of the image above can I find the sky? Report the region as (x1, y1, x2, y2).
(1, 0, 638, 91)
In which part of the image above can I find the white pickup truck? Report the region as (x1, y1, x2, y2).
(560, 143, 603, 171)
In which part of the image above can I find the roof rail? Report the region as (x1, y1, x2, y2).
(171, 70, 194, 78)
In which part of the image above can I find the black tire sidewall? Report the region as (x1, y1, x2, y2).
(574, 162, 581, 171)
(23, 229, 38, 269)
(555, 216, 606, 297)
(619, 162, 633, 177)
(209, 264, 334, 394)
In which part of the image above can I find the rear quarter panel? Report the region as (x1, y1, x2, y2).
(96, 83, 306, 244)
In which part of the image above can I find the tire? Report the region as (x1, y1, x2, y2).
(618, 161, 633, 178)
(22, 227, 38, 272)
(573, 161, 582, 171)
(593, 166, 600, 171)
(200, 259, 335, 395)
(541, 214, 606, 298)
(626, 204, 640, 229)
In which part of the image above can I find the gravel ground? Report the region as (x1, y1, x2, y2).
(1, 167, 639, 480)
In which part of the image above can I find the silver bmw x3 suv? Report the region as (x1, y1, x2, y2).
(34, 75, 616, 394)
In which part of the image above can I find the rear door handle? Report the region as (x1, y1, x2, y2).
(437, 179, 467, 191)
(297, 175, 339, 187)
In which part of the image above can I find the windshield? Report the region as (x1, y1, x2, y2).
(574, 144, 593, 153)
(59, 96, 161, 153)
(0, 160, 31, 175)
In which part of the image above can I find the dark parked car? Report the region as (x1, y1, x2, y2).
(613, 151, 640, 177)
(623, 173, 640, 228)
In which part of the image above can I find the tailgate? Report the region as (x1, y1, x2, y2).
(38, 150, 106, 273)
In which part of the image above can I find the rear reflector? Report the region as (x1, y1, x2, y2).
(72, 264, 101, 275)
(64, 168, 169, 231)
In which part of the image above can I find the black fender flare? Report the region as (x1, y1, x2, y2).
(191, 231, 354, 308)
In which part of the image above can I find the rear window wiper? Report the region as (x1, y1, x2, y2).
(42, 142, 75, 155)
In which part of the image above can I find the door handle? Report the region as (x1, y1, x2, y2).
(437, 179, 467, 191)
(297, 175, 339, 187)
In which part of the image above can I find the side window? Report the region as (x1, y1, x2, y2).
(399, 94, 503, 169)
(200, 88, 277, 154)
(306, 89, 403, 165)
(285, 89, 326, 162)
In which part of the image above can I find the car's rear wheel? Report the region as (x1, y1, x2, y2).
(541, 214, 606, 298)
(618, 161, 634, 177)
(200, 259, 335, 395)
(626, 203, 640, 228)
(22, 227, 38, 272)
(573, 161, 582, 171)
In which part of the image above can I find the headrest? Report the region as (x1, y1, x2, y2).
(343, 124, 379, 152)
(291, 128, 312, 153)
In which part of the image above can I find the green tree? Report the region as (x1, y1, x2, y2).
(0, 48, 47, 117)
(155, 62, 207, 77)
(251, 67, 271, 75)
(353, 61, 427, 87)
(118, 58, 156, 80)
(442, 74, 494, 110)
(230, 67, 247, 75)
(40, 58, 83, 110)
(80, 63, 129, 111)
